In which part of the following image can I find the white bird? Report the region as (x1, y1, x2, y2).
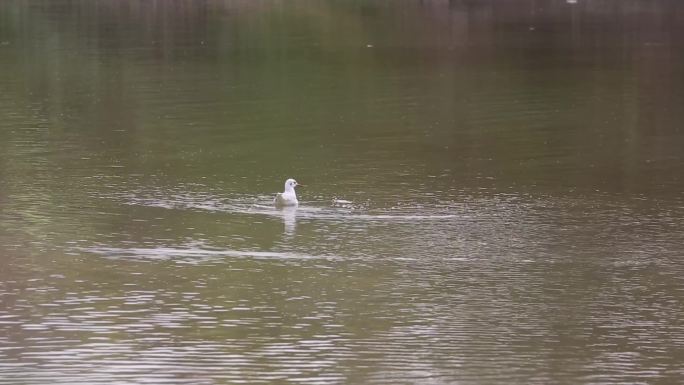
(274, 178, 302, 206)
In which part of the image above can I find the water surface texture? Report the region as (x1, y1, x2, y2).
(1, 0, 683, 384)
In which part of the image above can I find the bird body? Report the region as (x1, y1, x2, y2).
(274, 178, 301, 206)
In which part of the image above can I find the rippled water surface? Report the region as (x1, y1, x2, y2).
(1, 0, 684, 383)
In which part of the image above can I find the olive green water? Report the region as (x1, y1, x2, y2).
(1, 0, 683, 383)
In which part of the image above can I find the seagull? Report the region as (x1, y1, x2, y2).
(274, 178, 302, 207)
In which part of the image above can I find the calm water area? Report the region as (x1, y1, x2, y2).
(1, 0, 683, 383)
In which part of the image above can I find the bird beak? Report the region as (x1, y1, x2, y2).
(296, 183, 304, 187)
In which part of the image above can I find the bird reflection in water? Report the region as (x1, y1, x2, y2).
(278, 205, 298, 236)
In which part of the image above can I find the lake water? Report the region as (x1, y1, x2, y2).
(1, 0, 683, 383)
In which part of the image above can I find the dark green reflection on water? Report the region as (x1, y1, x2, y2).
(0, 1, 683, 384)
